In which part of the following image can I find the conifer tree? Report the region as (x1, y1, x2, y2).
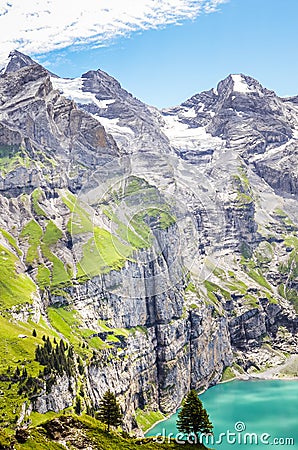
(177, 390, 213, 440)
(45, 336, 52, 353)
(59, 339, 65, 352)
(75, 396, 82, 415)
(95, 390, 122, 432)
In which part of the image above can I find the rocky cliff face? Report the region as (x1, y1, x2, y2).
(0, 52, 297, 432)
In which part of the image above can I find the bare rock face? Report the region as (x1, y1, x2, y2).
(0, 55, 119, 197)
(2, 50, 37, 73)
(33, 375, 76, 413)
(253, 142, 298, 196)
(208, 75, 293, 147)
(0, 52, 297, 431)
(51, 69, 170, 158)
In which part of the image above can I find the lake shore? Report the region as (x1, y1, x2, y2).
(241, 353, 298, 381)
(145, 354, 298, 435)
(144, 385, 208, 435)
(146, 378, 298, 449)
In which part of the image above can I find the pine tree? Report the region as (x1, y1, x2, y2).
(95, 390, 122, 432)
(177, 390, 213, 440)
(67, 346, 74, 359)
(59, 339, 65, 352)
(75, 396, 82, 415)
(86, 404, 95, 417)
(45, 336, 52, 353)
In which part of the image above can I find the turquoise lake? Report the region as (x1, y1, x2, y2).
(146, 380, 298, 449)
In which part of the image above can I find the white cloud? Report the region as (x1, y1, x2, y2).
(0, 0, 228, 62)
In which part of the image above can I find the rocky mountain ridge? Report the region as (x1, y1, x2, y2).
(0, 50, 297, 433)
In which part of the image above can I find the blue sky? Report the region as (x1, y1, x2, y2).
(1, 0, 298, 108)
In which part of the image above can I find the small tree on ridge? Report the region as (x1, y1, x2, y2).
(96, 390, 122, 432)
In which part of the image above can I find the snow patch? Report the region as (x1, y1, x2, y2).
(96, 99, 115, 108)
(182, 107, 197, 118)
(93, 115, 134, 137)
(162, 114, 223, 151)
(231, 74, 250, 94)
(51, 77, 135, 145)
(51, 77, 115, 109)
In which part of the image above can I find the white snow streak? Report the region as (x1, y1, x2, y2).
(93, 116, 135, 137)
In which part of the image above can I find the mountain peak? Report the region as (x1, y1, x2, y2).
(216, 73, 272, 98)
(1, 50, 37, 75)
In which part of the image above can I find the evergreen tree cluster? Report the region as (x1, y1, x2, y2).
(18, 374, 43, 397)
(1, 365, 43, 398)
(1, 366, 40, 398)
(35, 337, 75, 377)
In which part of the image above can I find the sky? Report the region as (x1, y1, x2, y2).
(0, 0, 297, 108)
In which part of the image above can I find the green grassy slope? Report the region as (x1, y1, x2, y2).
(0, 414, 210, 450)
